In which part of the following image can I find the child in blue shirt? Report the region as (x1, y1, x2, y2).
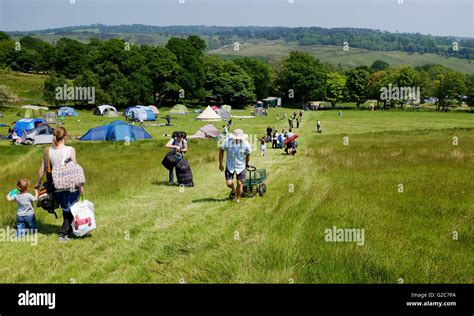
(7, 179, 38, 237)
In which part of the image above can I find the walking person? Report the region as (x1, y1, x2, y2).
(260, 135, 267, 157)
(165, 132, 188, 185)
(7, 179, 38, 237)
(296, 116, 301, 128)
(218, 129, 251, 204)
(272, 130, 278, 149)
(317, 120, 321, 133)
(35, 127, 84, 242)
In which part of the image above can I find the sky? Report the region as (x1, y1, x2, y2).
(0, 0, 472, 37)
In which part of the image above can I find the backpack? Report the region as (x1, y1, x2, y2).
(50, 147, 86, 191)
(36, 182, 59, 219)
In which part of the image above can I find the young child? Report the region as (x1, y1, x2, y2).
(11, 130, 20, 145)
(260, 135, 267, 157)
(7, 179, 38, 237)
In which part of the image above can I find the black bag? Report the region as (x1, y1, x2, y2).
(162, 151, 180, 170)
(176, 159, 194, 187)
(36, 183, 59, 219)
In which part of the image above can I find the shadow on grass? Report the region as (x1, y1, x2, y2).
(152, 180, 171, 186)
(36, 222, 61, 235)
(192, 197, 229, 203)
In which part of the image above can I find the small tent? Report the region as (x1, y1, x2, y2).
(106, 110, 118, 117)
(169, 104, 189, 115)
(221, 105, 232, 112)
(148, 105, 159, 115)
(124, 106, 156, 121)
(123, 105, 156, 121)
(58, 107, 78, 117)
(14, 118, 46, 137)
(80, 120, 152, 142)
(17, 105, 48, 118)
(216, 108, 231, 119)
(23, 124, 54, 145)
(44, 112, 58, 124)
(94, 105, 118, 116)
(195, 106, 222, 121)
(189, 124, 220, 139)
(211, 105, 219, 111)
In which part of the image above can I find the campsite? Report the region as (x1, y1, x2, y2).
(0, 104, 473, 283)
(0, 0, 473, 288)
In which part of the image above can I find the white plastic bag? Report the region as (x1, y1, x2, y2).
(70, 199, 96, 237)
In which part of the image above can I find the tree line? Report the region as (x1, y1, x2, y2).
(9, 24, 474, 60)
(0, 32, 472, 110)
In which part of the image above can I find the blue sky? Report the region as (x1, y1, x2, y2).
(0, 0, 472, 37)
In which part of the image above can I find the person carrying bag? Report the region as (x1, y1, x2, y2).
(35, 127, 85, 242)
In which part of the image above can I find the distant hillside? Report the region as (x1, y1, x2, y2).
(8, 24, 474, 60)
(209, 40, 474, 75)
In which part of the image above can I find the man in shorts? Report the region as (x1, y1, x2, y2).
(219, 129, 251, 204)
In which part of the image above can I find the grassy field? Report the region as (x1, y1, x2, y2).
(0, 72, 48, 105)
(209, 40, 474, 74)
(0, 107, 472, 283)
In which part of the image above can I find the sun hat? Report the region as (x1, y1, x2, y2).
(231, 129, 246, 140)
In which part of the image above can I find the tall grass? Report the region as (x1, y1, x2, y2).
(0, 109, 472, 283)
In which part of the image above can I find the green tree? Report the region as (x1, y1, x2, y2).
(142, 45, 181, 104)
(204, 56, 255, 107)
(52, 38, 87, 78)
(326, 72, 346, 108)
(276, 51, 327, 104)
(346, 66, 370, 107)
(166, 36, 206, 99)
(43, 71, 67, 106)
(370, 60, 390, 72)
(73, 69, 109, 106)
(434, 71, 465, 111)
(18, 36, 54, 72)
(234, 57, 273, 100)
(465, 74, 474, 109)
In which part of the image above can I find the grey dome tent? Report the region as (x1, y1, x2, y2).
(168, 104, 189, 115)
(44, 112, 58, 124)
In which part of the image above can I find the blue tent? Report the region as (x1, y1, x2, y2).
(14, 118, 46, 137)
(124, 106, 156, 121)
(58, 107, 78, 117)
(79, 120, 152, 142)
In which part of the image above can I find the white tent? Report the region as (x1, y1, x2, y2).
(195, 106, 222, 121)
(94, 105, 117, 116)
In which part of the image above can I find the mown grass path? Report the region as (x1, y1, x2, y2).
(0, 109, 472, 283)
